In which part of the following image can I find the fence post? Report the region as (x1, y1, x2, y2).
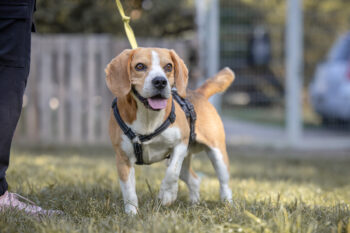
(26, 35, 39, 143)
(196, 0, 221, 112)
(69, 37, 83, 145)
(57, 36, 67, 144)
(207, 0, 221, 112)
(286, 0, 303, 146)
(87, 36, 97, 144)
(39, 38, 53, 144)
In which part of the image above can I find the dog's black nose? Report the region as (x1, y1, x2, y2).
(152, 76, 167, 90)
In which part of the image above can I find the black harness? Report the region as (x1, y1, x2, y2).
(171, 88, 197, 144)
(111, 88, 196, 165)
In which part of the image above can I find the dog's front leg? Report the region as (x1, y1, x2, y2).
(158, 143, 187, 206)
(115, 148, 138, 215)
(119, 166, 138, 214)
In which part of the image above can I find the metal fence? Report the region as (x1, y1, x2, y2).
(15, 35, 191, 146)
(215, 0, 350, 149)
(219, 1, 285, 119)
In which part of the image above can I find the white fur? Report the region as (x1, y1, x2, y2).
(121, 126, 182, 164)
(142, 51, 171, 98)
(120, 134, 137, 164)
(158, 143, 188, 205)
(119, 167, 138, 214)
(180, 156, 201, 204)
(129, 95, 166, 134)
(121, 95, 182, 164)
(206, 147, 232, 202)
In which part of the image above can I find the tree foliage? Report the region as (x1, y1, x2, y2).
(34, 0, 194, 37)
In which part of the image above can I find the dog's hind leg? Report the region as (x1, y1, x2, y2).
(180, 154, 201, 204)
(206, 146, 232, 202)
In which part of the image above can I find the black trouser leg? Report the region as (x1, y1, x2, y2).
(0, 0, 35, 196)
(0, 67, 28, 195)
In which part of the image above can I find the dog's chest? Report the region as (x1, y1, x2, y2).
(121, 126, 181, 164)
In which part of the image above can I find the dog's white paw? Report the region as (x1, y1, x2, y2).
(220, 184, 233, 203)
(188, 177, 201, 204)
(158, 183, 178, 206)
(125, 204, 138, 215)
(189, 192, 200, 204)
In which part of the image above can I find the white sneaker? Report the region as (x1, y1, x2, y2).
(0, 191, 63, 216)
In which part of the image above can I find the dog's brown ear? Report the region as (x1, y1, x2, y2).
(105, 49, 133, 98)
(170, 50, 188, 98)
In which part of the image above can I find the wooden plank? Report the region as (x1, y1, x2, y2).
(25, 35, 39, 143)
(68, 37, 83, 144)
(56, 36, 66, 144)
(99, 36, 113, 144)
(87, 36, 97, 143)
(38, 38, 53, 144)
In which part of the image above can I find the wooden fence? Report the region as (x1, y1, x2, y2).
(15, 34, 191, 146)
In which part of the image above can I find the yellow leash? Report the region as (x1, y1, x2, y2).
(115, 0, 138, 49)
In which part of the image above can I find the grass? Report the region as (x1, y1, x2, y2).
(1, 146, 350, 233)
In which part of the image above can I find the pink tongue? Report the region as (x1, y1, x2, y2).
(147, 98, 167, 109)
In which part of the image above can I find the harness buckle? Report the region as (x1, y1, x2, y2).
(133, 142, 144, 165)
(132, 135, 141, 144)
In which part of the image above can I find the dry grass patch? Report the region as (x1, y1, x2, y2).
(0, 147, 349, 233)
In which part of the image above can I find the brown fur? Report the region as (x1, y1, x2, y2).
(105, 49, 134, 98)
(170, 50, 188, 98)
(187, 90, 230, 168)
(196, 67, 235, 99)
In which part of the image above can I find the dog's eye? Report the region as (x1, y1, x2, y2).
(135, 63, 146, 71)
(164, 63, 172, 72)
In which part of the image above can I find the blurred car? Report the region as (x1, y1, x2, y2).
(309, 31, 350, 123)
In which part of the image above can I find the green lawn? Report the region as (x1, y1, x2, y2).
(1, 147, 350, 233)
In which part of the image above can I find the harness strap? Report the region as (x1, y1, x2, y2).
(172, 88, 197, 144)
(112, 97, 176, 165)
(132, 87, 154, 110)
(139, 105, 175, 141)
(112, 98, 136, 141)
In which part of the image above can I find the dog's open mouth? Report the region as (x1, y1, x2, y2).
(147, 94, 168, 110)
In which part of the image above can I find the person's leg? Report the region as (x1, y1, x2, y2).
(0, 67, 28, 196)
(0, 0, 35, 196)
(0, 1, 62, 216)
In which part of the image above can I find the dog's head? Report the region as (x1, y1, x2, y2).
(105, 48, 188, 110)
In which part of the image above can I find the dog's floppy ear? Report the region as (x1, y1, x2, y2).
(170, 50, 188, 98)
(105, 49, 134, 98)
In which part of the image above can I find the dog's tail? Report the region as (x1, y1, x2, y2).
(195, 67, 235, 99)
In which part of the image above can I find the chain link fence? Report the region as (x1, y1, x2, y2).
(217, 0, 350, 149)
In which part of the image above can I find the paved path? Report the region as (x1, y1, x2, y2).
(223, 117, 350, 151)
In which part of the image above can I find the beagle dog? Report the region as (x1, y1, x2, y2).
(105, 48, 235, 214)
